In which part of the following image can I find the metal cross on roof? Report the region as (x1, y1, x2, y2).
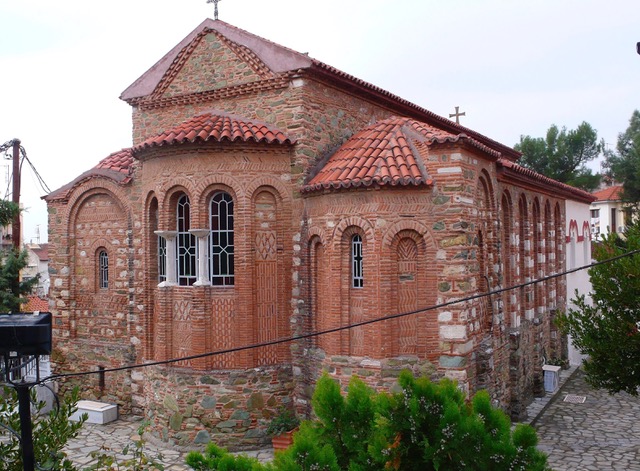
(207, 0, 221, 20)
(449, 106, 466, 124)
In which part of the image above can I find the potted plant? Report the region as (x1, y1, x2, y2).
(266, 407, 300, 450)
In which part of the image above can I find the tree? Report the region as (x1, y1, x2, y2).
(187, 372, 551, 470)
(603, 110, 640, 212)
(0, 386, 86, 470)
(514, 122, 603, 191)
(558, 223, 640, 395)
(0, 199, 39, 312)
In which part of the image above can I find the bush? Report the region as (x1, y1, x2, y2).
(188, 371, 550, 471)
(0, 385, 86, 471)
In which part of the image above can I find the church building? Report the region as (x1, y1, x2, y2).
(45, 19, 594, 448)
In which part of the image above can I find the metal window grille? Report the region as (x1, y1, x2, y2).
(99, 250, 109, 289)
(177, 195, 196, 285)
(158, 235, 166, 282)
(209, 192, 234, 286)
(352, 234, 363, 288)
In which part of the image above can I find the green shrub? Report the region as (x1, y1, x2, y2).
(0, 385, 86, 471)
(187, 371, 550, 471)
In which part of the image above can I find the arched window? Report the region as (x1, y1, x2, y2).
(177, 194, 196, 285)
(351, 234, 363, 288)
(98, 250, 109, 289)
(210, 192, 234, 286)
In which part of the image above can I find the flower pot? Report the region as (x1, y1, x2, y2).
(271, 429, 296, 450)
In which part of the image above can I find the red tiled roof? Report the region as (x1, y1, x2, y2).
(303, 116, 496, 193)
(96, 148, 135, 178)
(592, 185, 623, 202)
(23, 295, 49, 313)
(133, 112, 295, 152)
(31, 243, 49, 261)
(497, 159, 596, 203)
(121, 19, 520, 162)
(44, 149, 134, 202)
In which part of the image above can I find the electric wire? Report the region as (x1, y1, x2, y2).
(35, 247, 640, 387)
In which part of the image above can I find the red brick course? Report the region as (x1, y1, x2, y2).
(46, 20, 584, 447)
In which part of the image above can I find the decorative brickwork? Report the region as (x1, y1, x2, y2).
(46, 18, 595, 449)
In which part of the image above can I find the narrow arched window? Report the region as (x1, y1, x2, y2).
(351, 234, 363, 288)
(98, 250, 109, 289)
(177, 194, 196, 285)
(210, 192, 234, 286)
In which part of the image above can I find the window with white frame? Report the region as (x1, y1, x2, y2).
(209, 191, 234, 286)
(351, 234, 363, 288)
(98, 250, 109, 289)
(177, 194, 197, 285)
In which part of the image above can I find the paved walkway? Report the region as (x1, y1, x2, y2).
(62, 366, 640, 470)
(534, 368, 640, 470)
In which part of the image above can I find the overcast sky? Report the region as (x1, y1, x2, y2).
(1, 0, 638, 244)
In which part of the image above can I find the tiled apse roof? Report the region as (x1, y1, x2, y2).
(303, 116, 465, 193)
(133, 112, 295, 152)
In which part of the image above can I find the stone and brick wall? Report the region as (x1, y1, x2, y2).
(45, 23, 576, 448)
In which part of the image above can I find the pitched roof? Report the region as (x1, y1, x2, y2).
(133, 112, 295, 153)
(497, 159, 596, 204)
(304, 116, 498, 193)
(592, 184, 623, 202)
(44, 149, 134, 202)
(30, 243, 49, 262)
(121, 19, 520, 162)
(23, 295, 49, 313)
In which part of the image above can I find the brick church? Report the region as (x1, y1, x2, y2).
(45, 19, 594, 448)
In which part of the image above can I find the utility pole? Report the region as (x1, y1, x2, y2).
(12, 138, 20, 250)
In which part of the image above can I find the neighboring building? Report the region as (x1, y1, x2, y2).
(590, 184, 626, 240)
(24, 243, 50, 296)
(565, 200, 592, 366)
(45, 19, 595, 448)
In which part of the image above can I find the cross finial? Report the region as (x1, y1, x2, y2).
(449, 106, 466, 124)
(207, 0, 221, 20)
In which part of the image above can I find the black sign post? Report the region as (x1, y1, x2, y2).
(0, 312, 52, 471)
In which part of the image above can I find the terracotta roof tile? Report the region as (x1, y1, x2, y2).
(497, 159, 596, 203)
(133, 112, 295, 152)
(23, 295, 49, 313)
(592, 185, 623, 202)
(303, 117, 444, 192)
(44, 149, 134, 202)
(96, 149, 135, 179)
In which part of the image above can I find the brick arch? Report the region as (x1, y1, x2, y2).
(245, 177, 292, 206)
(67, 183, 129, 232)
(476, 169, 496, 211)
(383, 228, 437, 359)
(196, 184, 238, 229)
(194, 174, 245, 206)
(160, 185, 195, 231)
(249, 183, 291, 366)
(88, 238, 112, 292)
(333, 216, 375, 245)
(500, 190, 514, 326)
(67, 187, 129, 340)
(307, 226, 328, 246)
(382, 219, 431, 248)
(157, 179, 197, 209)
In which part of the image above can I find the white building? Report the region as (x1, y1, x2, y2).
(565, 198, 593, 366)
(590, 185, 626, 240)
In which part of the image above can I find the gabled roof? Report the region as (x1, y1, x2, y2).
(30, 243, 49, 262)
(303, 116, 498, 193)
(133, 111, 295, 153)
(121, 19, 520, 162)
(44, 149, 134, 202)
(497, 159, 596, 204)
(592, 184, 623, 202)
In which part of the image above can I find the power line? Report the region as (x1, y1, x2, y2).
(37, 247, 640, 386)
